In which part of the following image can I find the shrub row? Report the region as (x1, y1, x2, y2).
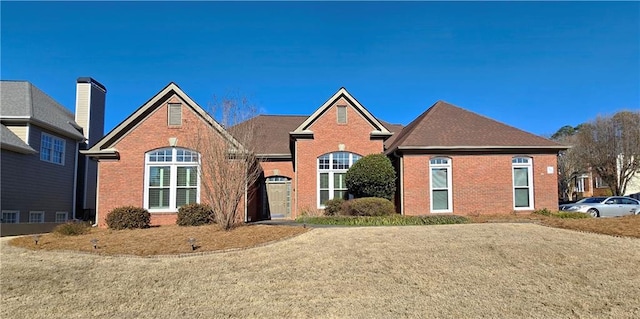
(298, 215, 469, 226)
(102, 204, 216, 230)
(533, 208, 591, 219)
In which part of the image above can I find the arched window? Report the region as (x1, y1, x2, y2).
(512, 157, 534, 209)
(317, 152, 361, 207)
(430, 157, 452, 212)
(144, 148, 200, 211)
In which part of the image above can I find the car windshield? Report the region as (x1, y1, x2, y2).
(577, 197, 607, 204)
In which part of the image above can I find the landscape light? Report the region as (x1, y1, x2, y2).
(90, 238, 98, 249)
(33, 234, 41, 245)
(188, 237, 196, 251)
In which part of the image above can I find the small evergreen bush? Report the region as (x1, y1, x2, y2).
(555, 212, 591, 219)
(323, 198, 345, 216)
(176, 203, 215, 226)
(342, 197, 395, 216)
(296, 214, 469, 226)
(54, 221, 91, 236)
(533, 208, 553, 216)
(345, 154, 396, 200)
(106, 206, 150, 230)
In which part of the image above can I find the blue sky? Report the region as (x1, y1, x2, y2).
(1, 1, 638, 136)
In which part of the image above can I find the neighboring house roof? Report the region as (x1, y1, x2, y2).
(0, 124, 36, 154)
(83, 82, 243, 159)
(0, 81, 84, 140)
(386, 100, 566, 153)
(291, 87, 392, 139)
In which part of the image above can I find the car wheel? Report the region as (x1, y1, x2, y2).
(587, 208, 599, 218)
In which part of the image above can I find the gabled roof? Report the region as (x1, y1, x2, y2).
(0, 124, 36, 154)
(291, 87, 392, 139)
(231, 115, 307, 157)
(83, 82, 244, 159)
(386, 100, 566, 153)
(0, 81, 84, 140)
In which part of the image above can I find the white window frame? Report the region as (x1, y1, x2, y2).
(40, 132, 65, 165)
(512, 157, 534, 210)
(317, 152, 361, 208)
(55, 212, 69, 223)
(29, 211, 45, 223)
(429, 157, 453, 213)
(2, 210, 20, 224)
(143, 147, 201, 213)
(595, 176, 609, 188)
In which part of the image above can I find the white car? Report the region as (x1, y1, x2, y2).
(559, 196, 640, 217)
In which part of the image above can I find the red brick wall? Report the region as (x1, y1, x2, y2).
(402, 153, 559, 216)
(294, 97, 385, 218)
(96, 94, 226, 227)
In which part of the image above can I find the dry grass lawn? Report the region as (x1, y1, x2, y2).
(2, 223, 640, 319)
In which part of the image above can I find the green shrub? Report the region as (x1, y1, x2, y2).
(296, 215, 469, 226)
(54, 221, 91, 236)
(323, 198, 344, 216)
(106, 206, 150, 230)
(533, 208, 553, 216)
(341, 197, 395, 216)
(177, 203, 214, 226)
(555, 212, 591, 219)
(345, 154, 396, 200)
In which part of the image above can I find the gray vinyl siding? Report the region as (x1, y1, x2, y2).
(1, 125, 76, 222)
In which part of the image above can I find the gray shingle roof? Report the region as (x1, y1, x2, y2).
(0, 81, 84, 140)
(0, 124, 36, 153)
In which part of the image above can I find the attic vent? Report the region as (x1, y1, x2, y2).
(168, 103, 182, 126)
(337, 106, 347, 124)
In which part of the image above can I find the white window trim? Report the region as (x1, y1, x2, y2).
(40, 132, 65, 165)
(512, 157, 535, 210)
(143, 148, 201, 213)
(29, 211, 45, 223)
(2, 210, 20, 224)
(429, 157, 453, 213)
(55, 211, 69, 223)
(317, 152, 361, 208)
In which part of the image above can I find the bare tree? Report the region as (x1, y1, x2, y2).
(189, 93, 263, 230)
(575, 111, 640, 196)
(554, 135, 582, 201)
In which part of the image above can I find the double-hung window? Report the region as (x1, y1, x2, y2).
(29, 211, 45, 223)
(430, 157, 452, 212)
(512, 157, 534, 209)
(2, 211, 19, 223)
(40, 133, 65, 165)
(144, 148, 200, 212)
(318, 152, 361, 207)
(55, 212, 69, 223)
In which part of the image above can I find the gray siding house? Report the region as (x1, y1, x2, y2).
(0, 78, 105, 235)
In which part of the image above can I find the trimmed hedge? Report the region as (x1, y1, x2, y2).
(341, 197, 395, 216)
(54, 221, 91, 236)
(533, 208, 591, 219)
(106, 206, 151, 230)
(297, 215, 469, 226)
(345, 154, 396, 200)
(177, 203, 215, 226)
(323, 198, 344, 216)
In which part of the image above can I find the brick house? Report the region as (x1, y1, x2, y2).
(86, 83, 566, 226)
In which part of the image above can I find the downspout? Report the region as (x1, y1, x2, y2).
(92, 160, 100, 227)
(392, 150, 404, 215)
(244, 171, 248, 222)
(294, 140, 298, 219)
(72, 141, 80, 220)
